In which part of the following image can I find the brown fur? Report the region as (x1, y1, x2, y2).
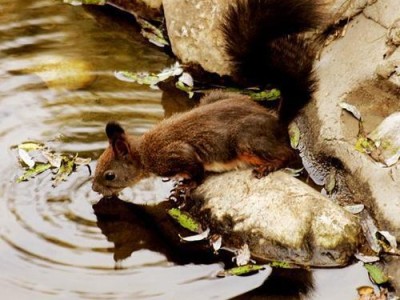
(92, 92, 295, 196)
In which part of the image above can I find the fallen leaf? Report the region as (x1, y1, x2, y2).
(217, 264, 265, 277)
(364, 263, 389, 285)
(17, 163, 52, 182)
(168, 208, 202, 233)
(339, 102, 362, 120)
(18, 148, 35, 168)
(179, 228, 210, 242)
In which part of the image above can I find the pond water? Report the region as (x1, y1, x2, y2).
(0, 1, 375, 299)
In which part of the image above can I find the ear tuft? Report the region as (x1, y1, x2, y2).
(105, 121, 125, 140)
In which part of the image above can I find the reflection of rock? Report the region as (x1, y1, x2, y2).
(190, 170, 361, 267)
(28, 56, 96, 90)
(108, 0, 162, 20)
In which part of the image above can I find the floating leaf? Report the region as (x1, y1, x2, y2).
(74, 157, 91, 165)
(53, 156, 75, 186)
(339, 102, 362, 120)
(217, 264, 265, 277)
(17, 163, 52, 182)
(18, 142, 43, 151)
(18, 148, 35, 168)
(179, 228, 210, 242)
(364, 263, 389, 285)
(168, 208, 202, 233)
(42, 150, 62, 168)
(114, 71, 160, 86)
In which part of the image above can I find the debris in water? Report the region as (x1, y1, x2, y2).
(15, 141, 91, 185)
(216, 264, 266, 277)
(136, 18, 169, 48)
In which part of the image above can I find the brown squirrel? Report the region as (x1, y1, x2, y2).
(92, 0, 325, 197)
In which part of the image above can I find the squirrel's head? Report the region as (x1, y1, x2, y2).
(92, 121, 145, 197)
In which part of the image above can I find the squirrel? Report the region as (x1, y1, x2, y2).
(92, 0, 325, 197)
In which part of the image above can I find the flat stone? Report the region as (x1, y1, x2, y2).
(192, 170, 361, 267)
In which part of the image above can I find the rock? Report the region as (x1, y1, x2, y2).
(190, 170, 361, 267)
(301, 10, 400, 239)
(163, 0, 231, 76)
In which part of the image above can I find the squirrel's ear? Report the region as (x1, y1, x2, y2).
(105, 122, 130, 157)
(105, 121, 125, 140)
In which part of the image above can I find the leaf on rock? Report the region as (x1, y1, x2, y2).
(179, 228, 210, 242)
(168, 208, 202, 233)
(137, 18, 169, 48)
(364, 263, 389, 285)
(339, 102, 362, 120)
(288, 122, 301, 149)
(344, 204, 365, 214)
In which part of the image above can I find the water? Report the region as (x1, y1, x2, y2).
(0, 1, 375, 299)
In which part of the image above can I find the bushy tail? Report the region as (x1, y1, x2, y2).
(221, 0, 325, 123)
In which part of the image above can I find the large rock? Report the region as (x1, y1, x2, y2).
(163, 0, 231, 75)
(302, 7, 400, 239)
(191, 170, 361, 267)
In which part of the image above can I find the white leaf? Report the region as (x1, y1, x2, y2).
(344, 204, 365, 214)
(339, 102, 362, 120)
(18, 148, 35, 168)
(179, 228, 210, 242)
(354, 253, 380, 263)
(178, 72, 194, 87)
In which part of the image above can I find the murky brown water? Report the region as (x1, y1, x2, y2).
(0, 1, 376, 299)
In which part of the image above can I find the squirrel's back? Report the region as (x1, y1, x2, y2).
(222, 0, 325, 123)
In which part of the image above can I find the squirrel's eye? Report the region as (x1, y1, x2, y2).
(104, 171, 116, 181)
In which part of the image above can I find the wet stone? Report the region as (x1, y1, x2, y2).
(190, 170, 361, 267)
